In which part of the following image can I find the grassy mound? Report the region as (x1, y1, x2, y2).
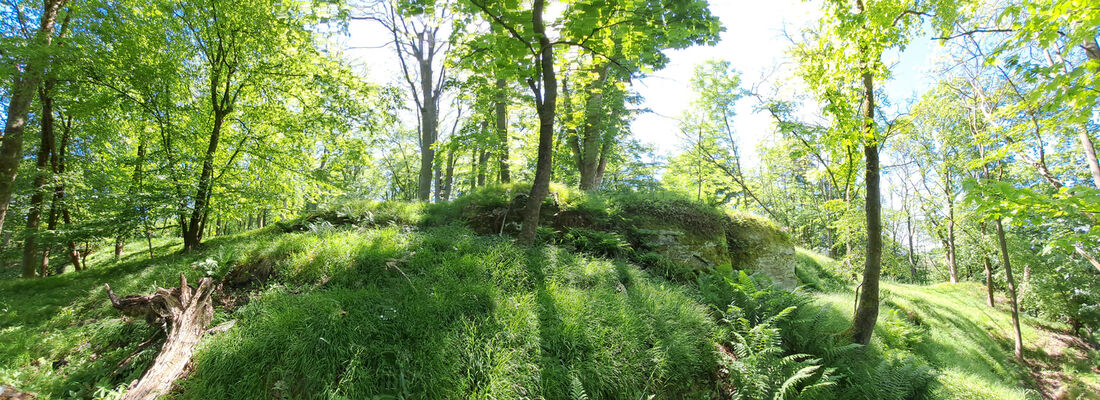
(3, 189, 1093, 399)
(0, 225, 718, 399)
(302, 184, 794, 282)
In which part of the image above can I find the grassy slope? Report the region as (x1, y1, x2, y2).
(797, 248, 1100, 400)
(1, 226, 717, 399)
(2, 200, 1097, 399)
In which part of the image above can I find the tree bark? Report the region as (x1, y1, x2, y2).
(184, 109, 228, 251)
(107, 275, 216, 400)
(976, 220, 996, 307)
(22, 85, 57, 278)
(516, 0, 557, 245)
(576, 65, 611, 191)
(1083, 33, 1100, 188)
(415, 33, 440, 202)
(849, 69, 882, 346)
(0, 0, 67, 237)
(477, 148, 489, 187)
(495, 78, 511, 183)
(54, 119, 82, 271)
(442, 148, 455, 200)
(995, 218, 1024, 360)
(947, 174, 959, 283)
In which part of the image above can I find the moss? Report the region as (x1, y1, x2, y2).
(723, 212, 793, 270)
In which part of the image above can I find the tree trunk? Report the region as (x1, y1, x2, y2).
(907, 211, 917, 280)
(941, 166, 959, 283)
(1083, 34, 1100, 188)
(22, 86, 57, 278)
(416, 46, 439, 202)
(1078, 126, 1100, 189)
(995, 218, 1024, 360)
(0, 0, 67, 237)
(107, 275, 217, 400)
(56, 120, 81, 271)
(577, 66, 611, 191)
(184, 110, 227, 251)
(516, 0, 557, 245)
(442, 148, 455, 201)
(981, 223, 995, 307)
(849, 69, 881, 346)
(496, 78, 511, 183)
(477, 149, 489, 187)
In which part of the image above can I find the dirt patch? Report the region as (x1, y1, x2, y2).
(1025, 329, 1100, 399)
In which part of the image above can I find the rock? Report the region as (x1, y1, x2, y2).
(634, 228, 729, 270)
(725, 216, 798, 290)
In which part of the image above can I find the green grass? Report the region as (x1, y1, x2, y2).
(0, 225, 717, 399)
(2, 194, 1096, 399)
(797, 249, 1100, 400)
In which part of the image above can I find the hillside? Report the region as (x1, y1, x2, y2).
(1, 187, 1097, 399)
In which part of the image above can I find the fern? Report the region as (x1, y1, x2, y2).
(570, 373, 589, 400)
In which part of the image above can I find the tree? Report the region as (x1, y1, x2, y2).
(798, 0, 954, 345)
(0, 0, 68, 243)
(360, 0, 453, 201)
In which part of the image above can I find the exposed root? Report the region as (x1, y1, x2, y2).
(106, 274, 217, 400)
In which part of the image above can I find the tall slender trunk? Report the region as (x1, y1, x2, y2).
(995, 218, 1023, 360)
(0, 0, 67, 237)
(1082, 34, 1100, 188)
(849, 69, 882, 346)
(184, 109, 227, 251)
(981, 223, 995, 307)
(477, 149, 489, 187)
(433, 159, 442, 202)
(906, 210, 917, 279)
(516, 0, 558, 245)
(577, 65, 611, 191)
(947, 190, 958, 283)
(23, 84, 57, 277)
(53, 121, 81, 271)
(442, 148, 455, 200)
(495, 78, 511, 183)
(416, 41, 439, 202)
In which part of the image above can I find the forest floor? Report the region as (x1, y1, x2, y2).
(0, 220, 1097, 399)
(801, 249, 1100, 400)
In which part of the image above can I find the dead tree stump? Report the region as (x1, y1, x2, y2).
(107, 274, 215, 400)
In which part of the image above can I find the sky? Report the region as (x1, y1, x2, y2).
(342, 0, 940, 167)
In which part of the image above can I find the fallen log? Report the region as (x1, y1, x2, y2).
(106, 274, 215, 400)
(0, 384, 35, 399)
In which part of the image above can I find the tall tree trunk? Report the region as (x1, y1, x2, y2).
(1082, 34, 1100, 188)
(495, 78, 511, 183)
(577, 66, 611, 191)
(849, 69, 882, 346)
(995, 218, 1024, 360)
(22, 84, 57, 278)
(477, 149, 489, 187)
(442, 148, 455, 200)
(0, 0, 67, 237)
(1078, 126, 1100, 189)
(416, 46, 439, 202)
(981, 223, 995, 307)
(433, 159, 442, 202)
(947, 181, 959, 283)
(53, 118, 81, 271)
(906, 210, 917, 279)
(516, 0, 557, 245)
(184, 110, 227, 251)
